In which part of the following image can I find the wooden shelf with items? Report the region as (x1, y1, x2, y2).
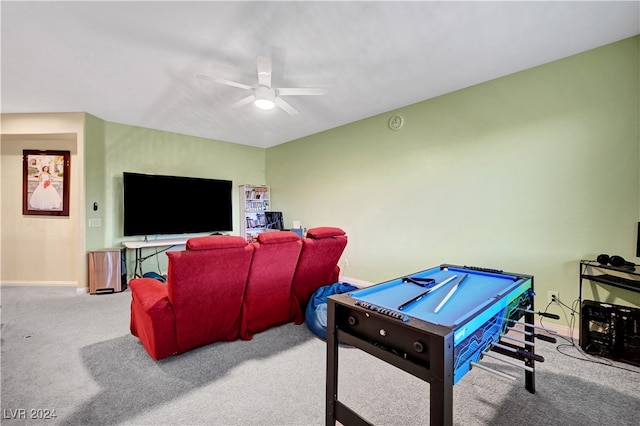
(239, 184, 270, 242)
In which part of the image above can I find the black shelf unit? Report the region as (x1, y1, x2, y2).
(579, 260, 640, 366)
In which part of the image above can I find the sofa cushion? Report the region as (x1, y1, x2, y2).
(306, 227, 346, 239)
(256, 231, 300, 244)
(186, 235, 248, 251)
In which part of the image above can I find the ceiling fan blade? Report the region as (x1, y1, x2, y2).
(256, 56, 272, 88)
(274, 97, 299, 115)
(195, 73, 253, 90)
(231, 95, 256, 109)
(277, 87, 328, 96)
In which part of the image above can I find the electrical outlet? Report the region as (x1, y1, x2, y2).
(344, 258, 349, 267)
(548, 291, 559, 304)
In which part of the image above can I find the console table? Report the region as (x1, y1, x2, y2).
(122, 238, 187, 278)
(579, 260, 640, 303)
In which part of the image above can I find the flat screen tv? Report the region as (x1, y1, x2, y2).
(123, 172, 232, 237)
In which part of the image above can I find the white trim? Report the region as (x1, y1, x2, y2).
(339, 276, 374, 288)
(1, 280, 78, 287)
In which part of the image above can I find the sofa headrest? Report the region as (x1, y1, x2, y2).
(306, 227, 346, 239)
(186, 235, 248, 251)
(257, 231, 301, 244)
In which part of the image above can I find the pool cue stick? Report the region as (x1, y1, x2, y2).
(469, 361, 517, 381)
(481, 350, 535, 373)
(433, 273, 468, 313)
(491, 341, 545, 362)
(397, 274, 458, 310)
(507, 326, 557, 343)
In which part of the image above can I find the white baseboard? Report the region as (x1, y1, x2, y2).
(340, 276, 374, 288)
(1, 280, 77, 287)
(0, 281, 87, 295)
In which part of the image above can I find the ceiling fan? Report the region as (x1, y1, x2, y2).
(196, 56, 327, 115)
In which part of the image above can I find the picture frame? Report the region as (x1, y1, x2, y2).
(22, 150, 70, 216)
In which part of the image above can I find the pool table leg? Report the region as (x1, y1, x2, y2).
(430, 333, 454, 425)
(524, 308, 536, 393)
(429, 380, 453, 425)
(326, 300, 338, 425)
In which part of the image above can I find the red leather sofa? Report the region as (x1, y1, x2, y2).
(129, 227, 347, 360)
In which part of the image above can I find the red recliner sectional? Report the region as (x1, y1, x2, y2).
(129, 227, 347, 360)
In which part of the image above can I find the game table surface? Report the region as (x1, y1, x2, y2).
(346, 265, 525, 329)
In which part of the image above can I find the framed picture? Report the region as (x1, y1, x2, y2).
(22, 150, 70, 216)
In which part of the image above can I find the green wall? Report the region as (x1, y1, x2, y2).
(85, 119, 266, 273)
(266, 36, 640, 313)
(85, 113, 107, 251)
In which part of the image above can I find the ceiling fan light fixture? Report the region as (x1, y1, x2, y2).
(198, 56, 325, 115)
(254, 86, 276, 110)
(254, 98, 275, 110)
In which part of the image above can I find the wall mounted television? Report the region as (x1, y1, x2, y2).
(123, 172, 232, 237)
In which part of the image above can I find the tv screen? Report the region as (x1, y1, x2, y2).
(123, 172, 232, 237)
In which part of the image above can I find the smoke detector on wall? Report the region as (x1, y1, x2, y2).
(388, 115, 404, 131)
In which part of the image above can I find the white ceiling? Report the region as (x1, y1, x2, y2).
(2, 1, 639, 148)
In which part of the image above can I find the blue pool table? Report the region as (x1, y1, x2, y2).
(326, 264, 540, 426)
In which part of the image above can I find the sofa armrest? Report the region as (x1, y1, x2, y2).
(130, 278, 170, 311)
(129, 278, 178, 360)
